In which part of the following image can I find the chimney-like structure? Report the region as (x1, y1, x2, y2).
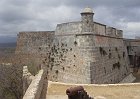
(81, 7, 94, 33)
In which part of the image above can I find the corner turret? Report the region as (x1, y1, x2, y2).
(81, 7, 94, 33)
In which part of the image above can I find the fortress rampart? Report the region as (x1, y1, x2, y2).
(15, 7, 138, 85)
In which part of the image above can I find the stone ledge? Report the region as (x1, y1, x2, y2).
(23, 69, 44, 99)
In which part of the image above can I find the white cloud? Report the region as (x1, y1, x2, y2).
(127, 22, 140, 32)
(123, 22, 140, 38)
(0, 0, 140, 39)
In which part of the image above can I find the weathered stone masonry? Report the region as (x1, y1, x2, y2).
(16, 31, 54, 75)
(16, 7, 131, 84)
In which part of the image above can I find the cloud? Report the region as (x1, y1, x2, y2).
(0, 0, 140, 39)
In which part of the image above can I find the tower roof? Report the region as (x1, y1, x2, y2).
(81, 7, 94, 14)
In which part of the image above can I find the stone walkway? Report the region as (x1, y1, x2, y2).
(46, 81, 140, 99)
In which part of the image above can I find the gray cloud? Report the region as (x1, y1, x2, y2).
(0, 0, 140, 39)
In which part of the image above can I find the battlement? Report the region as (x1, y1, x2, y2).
(55, 21, 123, 38)
(55, 21, 82, 35)
(106, 26, 123, 38)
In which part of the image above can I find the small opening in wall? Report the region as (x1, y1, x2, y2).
(62, 67, 65, 71)
(123, 52, 125, 58)
(70, 48, 72, 51)
(74, 41, 77, 46)
(104, 67, 106, 74)
(55, 70, 59, 74)
(66, 49, 68, 52)
(50, 65, 53, 70)
(61, 43, 64, 47)
(50, 57, 54, 62)
(39, 47, 41, 50)
(109, 53, 112, 59)
(86, 20, 89, 24)
(42, 60, 45, 64)
(112, 62, 121, 70)
(124, 73, 126, 76)
(118, 54, 121, 59)
(60, 54, 63, 57)
(99, 47, 107, 56)
(115, 47, 118, 51)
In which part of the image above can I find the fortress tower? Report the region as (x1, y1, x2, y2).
(16, 7, 130, 84)
(81, 7, 94, 33)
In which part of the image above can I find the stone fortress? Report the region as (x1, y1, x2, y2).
(16, 7, 140, 85)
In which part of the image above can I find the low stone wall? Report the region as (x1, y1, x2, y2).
(46, 81, 140, 99)
(23, 69, 45, 99)
(23, 66, 34, 95)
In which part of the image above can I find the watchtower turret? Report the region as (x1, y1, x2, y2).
(81, 7, 94, 33)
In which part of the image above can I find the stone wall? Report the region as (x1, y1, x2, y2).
(46, 35, 91, 84)
(45, 34, 130, 84)
(125, 39, 140, 55)
(16, 28, 130, 84)
(90, 35, 130, 83)
(23, 69, 46, 99)
(55, 22, 82, 35)
(16, 31, 54, 55)
(15, 31, 55, 75)
(124, 39, 140, 70)
(17, 8, 131, 84)
(106, 27, 123, 38)
(23, 66, 34, 95)
(94, 22, 106, 35)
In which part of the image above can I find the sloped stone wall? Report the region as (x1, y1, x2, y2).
(15, 31, 55, 75)
(90, 35, 130, 84)
(46, 35, 91, 84)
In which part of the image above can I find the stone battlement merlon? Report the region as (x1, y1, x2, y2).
(55, 21, 82, 35)
(106, 26, 123, 38)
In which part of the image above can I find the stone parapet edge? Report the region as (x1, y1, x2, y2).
(23, 69, 44, 99)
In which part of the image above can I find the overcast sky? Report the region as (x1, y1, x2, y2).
(0, 0, 140, 39)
